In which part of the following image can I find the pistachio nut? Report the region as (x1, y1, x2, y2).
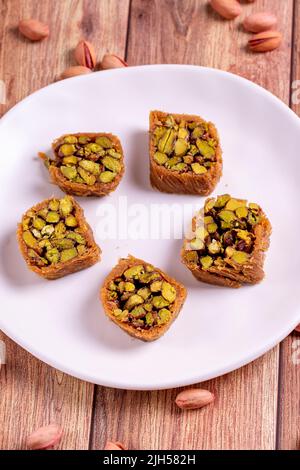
(51, 133, 123, 188)
(74, 40, 96, 69)
(107, 262, 178, 330)
(151, 113, 218, 175)
(21, 196, 88, 268)
(184, 194, 263, 272)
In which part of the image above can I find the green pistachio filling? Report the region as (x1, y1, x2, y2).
(50, 135, 122, 185)
(184, 195, 263, 270)
(152, 114, 218, 174)
(108, 264, 177, 330)
(22, 196, 88, 267)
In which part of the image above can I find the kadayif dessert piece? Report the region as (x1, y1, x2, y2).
(181, 195, 271, 288)
(39, 133, 124, 197)
(100, 255, 187, 341)
(149, 110, 222, 195)
(17, 195, 101, 279)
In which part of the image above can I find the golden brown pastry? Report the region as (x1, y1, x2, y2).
(181, 194, 271, 288)
(39, 133, 124, 196)
(17, 195, 101, 279)
(100, 255, 187, 341)
(149, 110, 222, 195)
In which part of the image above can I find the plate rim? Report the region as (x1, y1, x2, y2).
(1, 64, 300, 390)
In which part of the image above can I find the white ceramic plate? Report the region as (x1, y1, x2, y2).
(0, 65, 299, 390)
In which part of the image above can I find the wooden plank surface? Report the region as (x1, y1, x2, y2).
(91, 0, 294, 450)
(91, 350, 278, 450)
(0, 0, 130, 450)
(0, 0, 298, 450)
(277, 0, 300, 451)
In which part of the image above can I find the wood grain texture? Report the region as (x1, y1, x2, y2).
(127, 0, 292, 101)
(0, 332, 94, 449)
(277, 333, 300, 450)
(0, 0, 130, 450)
(90, 0, 294, 450)
(277, 0, 300, 450)
(0, 0, 130, 113)
(91, 349, 278, 450)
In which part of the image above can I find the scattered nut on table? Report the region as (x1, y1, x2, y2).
(104, 441, 127, 450)
(101, 54, 128, 70)
(18, 18, 49, 41)
(26, 424, 63, 450)
(243, 12, 278, 33)
(248, 31, 282, 52)
(74, 40, 96, 69)
(60, 65, 92, 80)
(175, 388, 215, 410)
(209, 0, 242, 20)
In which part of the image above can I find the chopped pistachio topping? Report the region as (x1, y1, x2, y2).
(108, 263, 177, 330)
(184, 195, 263, 270)
(21, 196, 88, 267)
(151, 113, 218, 174)
(49, 134, 123, 186)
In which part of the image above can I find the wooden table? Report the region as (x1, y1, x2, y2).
(0, 0, 299, 450)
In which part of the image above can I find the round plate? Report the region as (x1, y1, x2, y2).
(0, 65, 299, 390)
